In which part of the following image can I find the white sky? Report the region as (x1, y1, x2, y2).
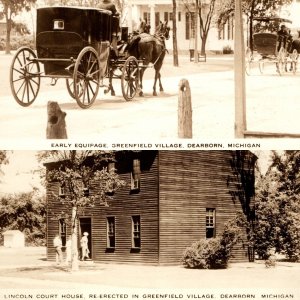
(0, 151, 44, 196)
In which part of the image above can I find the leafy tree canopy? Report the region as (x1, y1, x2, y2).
(255, 151, 300, 261)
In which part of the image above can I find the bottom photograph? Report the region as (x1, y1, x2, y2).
(0, 150, 299, 298)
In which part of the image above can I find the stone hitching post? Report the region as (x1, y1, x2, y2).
(46, 101, 68, 139)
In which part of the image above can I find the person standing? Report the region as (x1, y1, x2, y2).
(53, 234, 63, 265)
(80, 232, 90, 261)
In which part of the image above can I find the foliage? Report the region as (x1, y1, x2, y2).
(9, 35, 35, 50)
(182, 214, 247, 269)
(0, 151, 9, 182)
(216, 0, 293, 27)
(223, 45, 233, 54)
(0, 0, 37, 53)
(0, 190, 46, 246)
(255, 151, 300, 262)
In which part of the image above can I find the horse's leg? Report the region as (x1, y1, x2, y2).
(139, 66, 145, 97)
(153, 69, 158, 96)
(158, 72, 163, 92)
(104, 67, 115, 96)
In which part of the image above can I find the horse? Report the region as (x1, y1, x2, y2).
(127, 20, 170, 96)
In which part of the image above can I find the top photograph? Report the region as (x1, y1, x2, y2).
(1, 0, 300, 140)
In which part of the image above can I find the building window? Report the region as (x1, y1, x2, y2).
(164, 12, 168, 22)
(59, 218, 66, 246)
(178, 12, 181, 22)
(132, 215, 141, 248)
(206, 208, 216, 238)
(185, 12, 196, 40)
(143, 12, 150, 24)
(107, 217, 115, 248)
(169, 12, 173, 21)
(83, 186, 89, 197)
(155, 12, 160, 27)
(59, 185, 65, 198)
(131, 159, 141, 191)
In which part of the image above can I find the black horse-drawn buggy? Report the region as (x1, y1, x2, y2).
(10, 6, 144, 108)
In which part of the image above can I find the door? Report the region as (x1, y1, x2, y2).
(79, 217, 92, 259)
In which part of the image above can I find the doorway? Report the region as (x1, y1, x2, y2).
(79, 217, 92, 259)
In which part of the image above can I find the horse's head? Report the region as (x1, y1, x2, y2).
(156, 21, 170, 40)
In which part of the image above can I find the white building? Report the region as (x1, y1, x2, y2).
(125, 0, 234, 53)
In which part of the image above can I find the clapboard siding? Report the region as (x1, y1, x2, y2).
(46, 150, 255, 266)
(158, 150, 253, 265)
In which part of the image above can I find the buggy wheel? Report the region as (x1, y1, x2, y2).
(10, 47, 40, 107)
(66, 78, 83, 99)
(259, 60, 264, 74)
(277, 47, 286, 76)
(291, 49, 298, 74)
(121, 56, 139, 101)
(73, 47, 101, 109)
(245, 47, 252, 75)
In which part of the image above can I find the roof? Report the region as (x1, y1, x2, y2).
(253, 17, 292, 24)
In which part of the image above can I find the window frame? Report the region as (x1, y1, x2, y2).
(106, 216, 116, 249)
(130, 158, 141, 192)
(206, 208, 216, 239)
(131, 215, 141, 249)
(59, 218, 67, 247)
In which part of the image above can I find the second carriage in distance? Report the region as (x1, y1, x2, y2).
(245, 17, 299, 76)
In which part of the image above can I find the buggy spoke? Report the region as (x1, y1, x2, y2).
(73, 47, 100, 108)
(10, 47, 40, 106)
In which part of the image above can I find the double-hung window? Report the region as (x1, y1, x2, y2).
(132, 216, 141, 249)
(131, 159, 141, 191)
(59, 218, 66, 246)
(206, 208, 216, 238)
(107, 217, 115, 248)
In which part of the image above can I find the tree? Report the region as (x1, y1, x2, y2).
(0, 151, 9, 181)
(172, 0, 179, 66)
(182, 0, 217, 58)
(255, 151, 300, 261)
(0, 0, 37, 54)
(0, 190, 46, 246)
(39, 150, 126, 271)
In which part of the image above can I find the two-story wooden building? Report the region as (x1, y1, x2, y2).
(45, 150, 256, 265)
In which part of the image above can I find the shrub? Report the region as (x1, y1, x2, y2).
(182, 238, 225, 269)
(265, 255, 277, 268)
(10, 36, 35, 50)
(182, 214, 246, 269)
(223, 45, 233, 54)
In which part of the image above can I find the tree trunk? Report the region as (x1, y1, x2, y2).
(200, 34, 207, 56)
(71, 206, 79, 272)
(194, 0, 199, 63)
(172, 0, 179, 67)
(5, 15, 11, 55)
